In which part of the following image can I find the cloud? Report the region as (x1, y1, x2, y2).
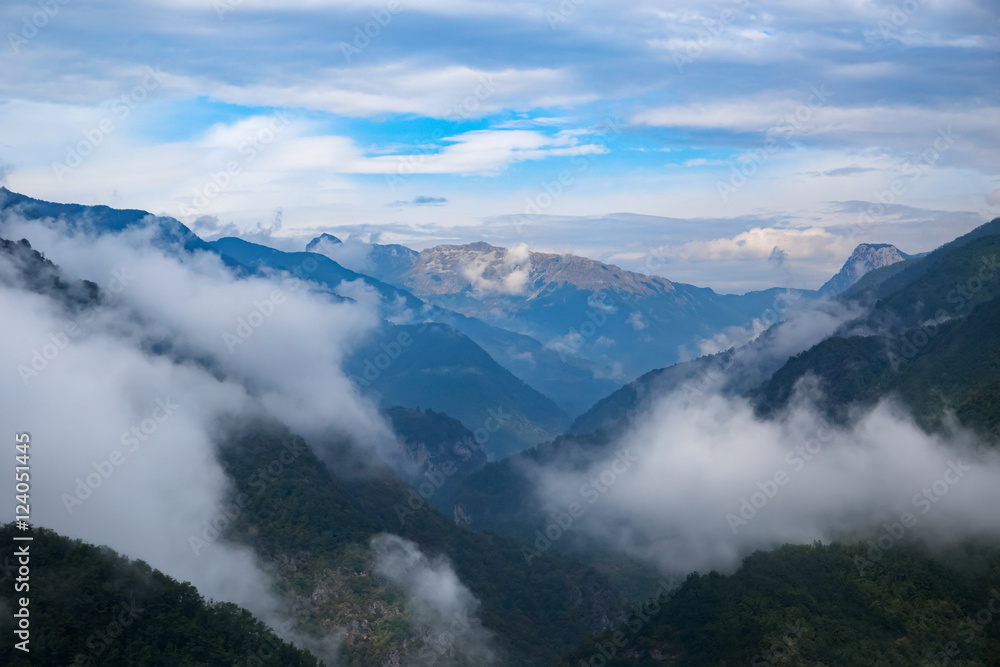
(372, 534, 499, 666)
(654, 227, 853, 264)
(533, 388, 1000, 576)
(460, 242, 533, 296)
(823, 165, 877, 177)
(200, 64, 594, 119)
(388, 196, 449, 207)
(1, 0, 996, 294)
(768, 245, 789, 267)
(0, 213, 398, 657)
(631, 99, 1000, 172)
(697, 318, 768, 357)
(355, 129, 609, 176)
(626, 311, 646, 331)
(413, 195, 448, 205)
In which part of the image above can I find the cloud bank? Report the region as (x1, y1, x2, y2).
(0, 213, 403, 659)
(533, 385, 1000, 576)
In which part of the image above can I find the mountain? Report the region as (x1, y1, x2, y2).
(305, 232, 343, 250)
(0, 230, 629, 666)
(441, 314, 620, 418)
(12, 186, 1000, 667)
(753, 218, 1000, 430)
(216, 418, 627, 666)
(559, 541, 1000, 666)
(0, 187, 221, 259)
(392, 241, 671, 297)
(383, 405, 488, 511)
(212, 236, 417, 309)
(306, 232, 420, 287)
(0, 188, 610, 449)
(351, 238, 815, 379)
(566, 290, 863, 437)
(0, 524, 321, 667)
(567, 237, 955, 437)
(215, 235, 619, 422)
(443, 221, 1000, 567)
(344, 323, 572, 459)
(818, 243, 909, 296)
(210, 237, 577, 455)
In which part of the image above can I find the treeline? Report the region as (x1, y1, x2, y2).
(0, 523, 321, 666)
(560, 541, 1000, 666)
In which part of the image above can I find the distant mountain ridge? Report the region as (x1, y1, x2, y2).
(0, 188, 616, 451)
(315, 234, 817, 379)
(392, 241, 674, 297)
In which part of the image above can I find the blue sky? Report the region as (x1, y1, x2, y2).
(1, 0, 998, 291)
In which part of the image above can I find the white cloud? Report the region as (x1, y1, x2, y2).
(653, 226, 854, 263)
(0, 217, 414, 661)
(198, 64, 593, 119)
(372, 534, 499, 665)
(626, 311, 646, 331)
(355, 129, 609, 176)
(534, 389, 1000, 575)
(461, 242, 533, 296)
(633, 99, 1000, 151)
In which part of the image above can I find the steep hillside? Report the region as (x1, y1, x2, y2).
(753, 220, 1000, 434)
(345, 322, 571, 458)
(568, 353, 730, 436)
(0, 524, 320, 667)
(559, 541, 1000, 666)
(384, 406, 488, 511)
(216, 419, 627, 667)
(0, 236, 100, 308)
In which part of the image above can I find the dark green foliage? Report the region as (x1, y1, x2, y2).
(864, 232, 1000, 333)
(753, 220, 1000, 438)
(384, 406, 487, 510)
(560, 542, 1000, 666)
(214, 419, 626, 666)
(0, 523, 320, 667)
(751, 335, 895, 420)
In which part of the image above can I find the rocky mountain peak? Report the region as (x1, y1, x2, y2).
(819, 243, 907, 295)
(306, 233, 343, 251)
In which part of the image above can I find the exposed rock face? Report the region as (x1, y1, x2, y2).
(819, 243, 907, 295)
(398, 242, 673, 298)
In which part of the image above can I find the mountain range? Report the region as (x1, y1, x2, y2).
(4, 187, 996, 666)
(313, 235, 820, 380)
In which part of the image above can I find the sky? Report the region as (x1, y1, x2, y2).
(1, 0, 998, 292)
